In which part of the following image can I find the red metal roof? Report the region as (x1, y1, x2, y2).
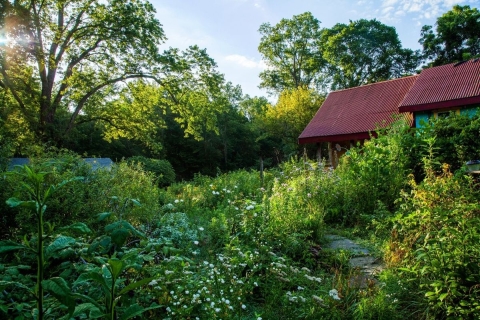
(299, 76, 416, 144)
(399, 59, 480, 112)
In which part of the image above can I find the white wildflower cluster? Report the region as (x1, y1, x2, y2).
(329, 289, 341, 300)
(304, 274, 322, 283)
(286, 291, 306, 303)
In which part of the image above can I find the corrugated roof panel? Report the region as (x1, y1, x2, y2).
(400, 59, 480, 108)
(299, 76, 417, 142)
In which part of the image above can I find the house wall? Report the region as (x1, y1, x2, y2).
(414, 105, 479, 128)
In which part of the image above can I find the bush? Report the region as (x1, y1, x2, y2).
(387, 165, 480, 318)
(2, 150, 160, 238)
(421, 112, 480, 172)
(127, 156, 175, 187)
(333, 119, 414, 225)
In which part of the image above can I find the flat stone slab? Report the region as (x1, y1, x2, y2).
(324, 235, 370, 255)
(325, 234, 385, 288)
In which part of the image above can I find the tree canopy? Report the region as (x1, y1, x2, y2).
(321, 19, 420, 90)
(420, 5, 480, 66)
(0, 0, 227, 149)
(258, 12, 328, 94)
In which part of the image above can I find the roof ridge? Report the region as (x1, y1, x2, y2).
(329, 75, 419, 94)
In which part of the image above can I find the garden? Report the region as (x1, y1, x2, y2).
(1, 115, 480, 319)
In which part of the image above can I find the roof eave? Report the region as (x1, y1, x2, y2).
(399, 96, 480, 113)
(298, 132, 373, 144)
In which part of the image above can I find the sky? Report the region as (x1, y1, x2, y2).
(151, 0, 479, 99)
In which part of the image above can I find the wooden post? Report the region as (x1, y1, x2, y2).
(316, 142, 322, 165)
(327, 142, 333, 167)
(260, 156, 264, 186)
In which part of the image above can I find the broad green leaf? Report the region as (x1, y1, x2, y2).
(59, 303, 101, 320)
(45, 236, 76, 259)
(59, 222, 92, 234)
(107, 259, 125, 279)
(118, 277, 155, 296)
(42, 277, 75, 316)
(6, 198, 36, 210)
(71, 293, 103, 311)
(111, 229, 130, 247)
(97, 212, 112, 222)
(75, 272, 109, 294)
(130, 199, 141, 207)
(0, 241, 26, 253)
(118, 303, 162, 320)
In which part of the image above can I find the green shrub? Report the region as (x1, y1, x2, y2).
(266, 158, 329, 257)
(333, 119, 414, 225)
(127, 156, 175, 187)
(3, 150, 160, 238)
(421, 112, 480, 172)
(388, 165, 480, 318)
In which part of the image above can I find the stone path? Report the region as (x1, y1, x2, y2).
(325, 234, 384, 288)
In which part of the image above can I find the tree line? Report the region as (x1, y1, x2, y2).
(0, 1, 479, 180)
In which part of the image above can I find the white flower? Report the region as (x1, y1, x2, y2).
(165, 270, 174, 275)
(215, 308, 221, 313)
(241, 304, 246, 309)
(254, 282, 258, 286)
(148, 279, 158, 286)
(194, 240, 199, 245)
(329, 289, 341, 300)
(199, 227, 204, 231)
(174, 199, 179, 203)
(246, 205, 254, 210)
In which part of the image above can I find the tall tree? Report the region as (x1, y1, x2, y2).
(420, 5, 480, 66)
(263, 86, 324, 157)
(321, 19, 420, 90)
(258, 12, 328, 94)
(0, 0, 165, 143)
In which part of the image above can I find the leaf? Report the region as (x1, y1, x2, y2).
(59, 303, 101, 320)
(118, 303, 162, 320)
(111, 229, 130, 247)
(107, 259, 125, 279)
(118, 277, 155, 296)
(98, 212, 112, 222)
(55, 176, 84, 190)
(71, 293, 103, 311)
(45, 236, 76, 260)
(42, 277, 75, 316)
(74, 272, 109, 294)
(6, 198, 36, 210)
(0, 281, 34, 296)
(0, 241, 26, 254)
(130, 198, 141, 207)
(59, 222, 92, 234)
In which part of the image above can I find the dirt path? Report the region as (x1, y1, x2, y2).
(325, 234, 384, 288)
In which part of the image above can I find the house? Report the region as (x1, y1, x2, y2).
(298, 76, 416, 166)
(398, 59, 480, 126)
(299, 59, 480, 166)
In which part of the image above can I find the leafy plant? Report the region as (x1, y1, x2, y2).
(1, 165, 83, 319)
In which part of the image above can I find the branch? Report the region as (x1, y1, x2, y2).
(65, 73, 162, 134)
(52, 38, 102, 109)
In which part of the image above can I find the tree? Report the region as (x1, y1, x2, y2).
(258, 12, 328, 94)
(321, 19, 420, 90)
(419, 5, 480, 66)
(0, 0, 165, 143)
(263, 86, 324, 157)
